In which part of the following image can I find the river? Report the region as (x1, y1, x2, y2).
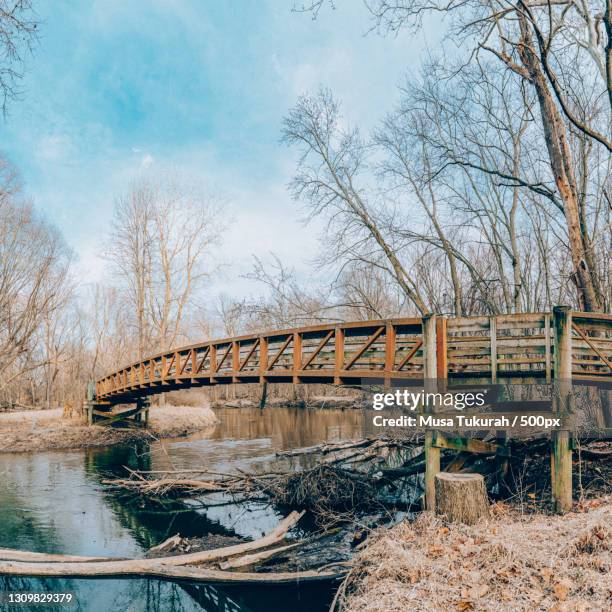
(0, 407, 367, 612)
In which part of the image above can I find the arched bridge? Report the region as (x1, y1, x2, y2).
(94, 308, 611, 406)
(90, 307, 611, 514)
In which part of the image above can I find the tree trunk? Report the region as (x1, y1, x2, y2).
(517, 12, 601, 312)
(434, 473, 490, 525)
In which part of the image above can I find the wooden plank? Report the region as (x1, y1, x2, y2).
(571, 322, 612, 370)
(344, 327, 384, 370)
(384, 323, 396, 383)
(396, 340, 422, 371)
(490, 316, 497, 383)
(93, 405, 146, 426)
(216, 344, 232, 371)
(196, 347, 210, 374)
(495, 313, 546, 328)
(239, 339, 260, 372)
(571, 311, 612, 322)
(301, 330, 335, 369)
(497, 357, 546, 365)
(267, 335, 292, 370)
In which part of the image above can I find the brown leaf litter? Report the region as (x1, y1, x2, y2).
(337, 497, 611, 611)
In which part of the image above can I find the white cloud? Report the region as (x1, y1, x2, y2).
(140, 153, 154, 169)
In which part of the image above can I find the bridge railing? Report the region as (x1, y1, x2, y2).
(95, 310, 612, 402)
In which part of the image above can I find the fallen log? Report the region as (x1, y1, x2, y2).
(0, 511, 305, 576)
(218, 541, 304, 570)
(0, 560, 345, 584)
(219, 527, 342, 570)
(0, 549, 121, 563)
(276, 438, 374, 458)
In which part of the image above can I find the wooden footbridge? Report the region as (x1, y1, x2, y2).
(90, 306, 611, 512)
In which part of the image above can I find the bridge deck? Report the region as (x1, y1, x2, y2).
(95, 310, 612, 404)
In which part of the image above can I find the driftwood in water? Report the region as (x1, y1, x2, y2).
(434, 473, 490, 525)
(102, 477, 229, 495)
(219, 541, 304, 570)
(0, 509, 347, 584)
(0, 549, 122, 563)
(0, 559, 345, 584)
(0, 511, 304, 577)
(147, 535, 183, 554)
(276, 438, 381, 458)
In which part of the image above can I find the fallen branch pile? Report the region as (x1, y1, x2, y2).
(101, 436, 612, 521)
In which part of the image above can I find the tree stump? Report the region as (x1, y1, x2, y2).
(434, 473, 490, 525)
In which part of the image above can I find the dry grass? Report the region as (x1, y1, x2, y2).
(338, 497, 611, 611)
(0, 404, 218, 453)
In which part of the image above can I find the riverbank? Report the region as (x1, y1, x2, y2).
(337, 497, 611, 611)
(0, 404, 218, 453)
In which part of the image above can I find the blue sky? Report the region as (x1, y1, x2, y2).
(2, 0, 435, 296)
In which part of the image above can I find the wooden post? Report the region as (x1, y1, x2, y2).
(161, 356, 167, 384)
(384, 323, 396, 386)
(209, 344, 217, 383)
(544, 314, 552, 383)
(334, 327, 345, 385)
(293, 332, 302, 383)
(490, 316, 497, 384)
(435, 316, 448, 388)
(232, 341, 240, 384)
(259, 336, 268, 383)
(552, 305, 573, 513)
(143, 397, 150, 427)
(86, 381, 95, 426)
(423, 314, 440, 511)
(232, 341, 240, 372)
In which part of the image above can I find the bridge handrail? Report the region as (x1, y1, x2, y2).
(94, 310, 612, 402)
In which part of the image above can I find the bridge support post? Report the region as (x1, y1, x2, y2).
(551, 306, 573, 513)
(423, 314, 440, 512)
(86, 380, 96, 425)
(135, 397, 151, 428)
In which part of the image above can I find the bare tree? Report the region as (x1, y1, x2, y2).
(108, 181, 154, 359)
(282, 88, 430, 314)
(0, 0, 38, 113)
(0, 192, 72, 401)
(107, 176, 221, 360)
(368, 0, 609, 311)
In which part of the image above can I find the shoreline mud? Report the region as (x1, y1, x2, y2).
(0, 405, 218, 453)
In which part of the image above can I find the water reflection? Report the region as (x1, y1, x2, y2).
(0, 407, 364, 611)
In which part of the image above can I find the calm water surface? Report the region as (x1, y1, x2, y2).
(0, 407, 366, 612)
